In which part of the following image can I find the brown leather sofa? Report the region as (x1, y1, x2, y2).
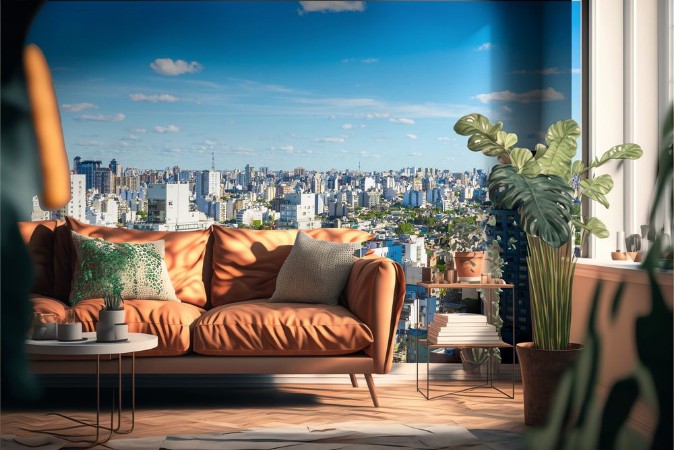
(20, 217, 405, 406)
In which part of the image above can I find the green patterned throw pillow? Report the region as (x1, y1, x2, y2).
(70, 231, 179, 305)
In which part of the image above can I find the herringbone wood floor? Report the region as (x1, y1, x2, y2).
(2, 380, 526, 444)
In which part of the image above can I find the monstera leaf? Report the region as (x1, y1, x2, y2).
(580, 175, 614, 209)
(488, 165, 574, 248)
(587, 143, 644, 171)
(536, 119, 580, 179)
(453, 113, 513, 156)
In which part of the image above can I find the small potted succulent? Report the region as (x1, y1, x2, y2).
(97, 282, 125, 342)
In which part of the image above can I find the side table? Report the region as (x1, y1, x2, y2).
(415, 282, 516, 399)
(24, 332, 158, 447)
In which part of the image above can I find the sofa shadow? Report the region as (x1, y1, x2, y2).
(2, 384, 321, 411)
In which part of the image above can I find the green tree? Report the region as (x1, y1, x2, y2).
(395, 222, 417, 235)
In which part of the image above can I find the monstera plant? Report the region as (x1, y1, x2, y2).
(454, 113, 643, 350)
(454, 113, 643, 425)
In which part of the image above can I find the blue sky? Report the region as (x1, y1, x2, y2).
(28, 1, 580, 172)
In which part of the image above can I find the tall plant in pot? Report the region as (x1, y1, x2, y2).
(454, 113, 643, 425)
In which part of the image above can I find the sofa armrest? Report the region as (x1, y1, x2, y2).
(344, 256, 405, 373)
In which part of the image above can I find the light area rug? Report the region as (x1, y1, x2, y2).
(3, 422, 523, 449)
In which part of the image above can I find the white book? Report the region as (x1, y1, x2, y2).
(428, 323, 497, 333)
(428, 331, 499, 339)
(428, 336, 503, 344)
(432, 313, 487, 324)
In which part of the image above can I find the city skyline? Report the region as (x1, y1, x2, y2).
(28, 1, 580, 172)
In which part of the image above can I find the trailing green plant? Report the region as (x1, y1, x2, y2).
(454, 113, 643, 350)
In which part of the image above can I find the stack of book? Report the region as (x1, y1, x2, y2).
(427, 313, 500, 345)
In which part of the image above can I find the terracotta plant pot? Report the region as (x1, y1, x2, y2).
(454, 251, 484, 282)
(517, 342, 583, 426)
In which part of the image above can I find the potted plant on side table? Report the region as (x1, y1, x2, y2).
(454, 113, 643, 426)
(444, 206, 494, 282)
(97, 284, 126, 342)
(442, 206, 505, 375)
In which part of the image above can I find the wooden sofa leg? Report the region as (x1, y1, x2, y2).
(349, 374, 359, 388)
(364, 374, 379, 407)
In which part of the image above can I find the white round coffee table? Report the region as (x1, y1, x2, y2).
(25, 332, 158, 447)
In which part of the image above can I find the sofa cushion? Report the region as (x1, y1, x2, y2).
(192, 299, 374, 356)
(210, 227, 373, 307)
(32, 295, 204, 356)
(18, 220, 57, 297)
(269, 231, 356, 305)
(70, 232, 178, 304)
(58, 217, 210, 307)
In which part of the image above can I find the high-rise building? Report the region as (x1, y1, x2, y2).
(74, 159, 102, 190)
(95, 167, 114, 194)
(61, 174, 86, 221)
(109, 159, 122, 176)
(196, 170, 220, 198)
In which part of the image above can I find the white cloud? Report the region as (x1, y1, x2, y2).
(130, 93, 179, 103)
(294, 97, 378, 108)
(389, 118, 415, 125)
(477, 42, 493, 51)
(410, 152, 422, 156)
(355, 112, 390, 119)
(317, 137, 346, 143)
(78, 113, 126, 122)
(342, 57, 379, 64)
(437, 136, 453, 142)
(299, 1, 364, 14)
(62, 103, 97, 112)
(406, 134, 418, 140)
(342, 123, 354, 129)
(502, 105, 513, 113)
(571, 68, 581, 74)
(153, 124, 180, 133)
(474, 87, 564, 104)
(150, 58, 203, 76)
(132, 128, 147, 133)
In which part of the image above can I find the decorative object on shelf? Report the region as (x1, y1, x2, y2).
(31, 312, 57, 340)
(57, 308, 82, 341)
(610, 251, 628, 260)
(97, 288, 126, 342)
(454, 113, 643, 425)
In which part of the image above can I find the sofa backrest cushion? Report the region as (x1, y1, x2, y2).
(210, 226, 373, 307)
(18, 220, 58, 298)
(54, 217, 211, 307)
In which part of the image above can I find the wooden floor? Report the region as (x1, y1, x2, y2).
(2, 379, 527, 445)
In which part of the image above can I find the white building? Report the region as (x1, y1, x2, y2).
(60, 173, 86, 221)
(278, 193, 320, 230)
(236, 207, 268, 226)
(146, 183, 202, 228)
(31, 196, 50, 221)
(402, 235, 427, 267)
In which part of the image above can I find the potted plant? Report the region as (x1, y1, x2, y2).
(441, 205, 508, 374)
(97, 282, 125, 342)
(444, 206, 494, 282)
(454, 113, 643, 425)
